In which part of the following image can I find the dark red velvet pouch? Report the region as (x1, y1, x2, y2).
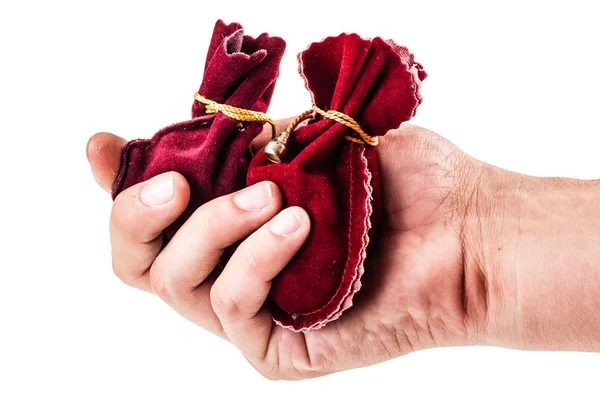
(248, 34, 426, 332)
(112, 20, 285, 243)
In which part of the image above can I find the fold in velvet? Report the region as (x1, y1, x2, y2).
(112, 20, 285, 243)
(248, 34, 426, 332)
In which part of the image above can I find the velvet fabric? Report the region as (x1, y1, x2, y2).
(248, 34, 426, 332)
(112, 20, 285, 243)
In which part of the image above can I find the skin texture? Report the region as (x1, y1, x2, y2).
(87, 121, 600, 380)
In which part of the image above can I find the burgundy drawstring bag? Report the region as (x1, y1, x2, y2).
(111, 20, 285, 243)
(248, 34, 426, 332)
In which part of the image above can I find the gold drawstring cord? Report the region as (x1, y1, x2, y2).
(264, 106, 377, 163)
(281, 109, 314, 135)
(281, 106, 378, 146)
(310, 105, 378, 146)
(194, 93, 277, 136)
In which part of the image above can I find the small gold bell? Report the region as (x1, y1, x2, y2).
(263, 131, 289, 163)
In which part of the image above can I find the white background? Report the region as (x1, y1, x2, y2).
(1, 0, 599, 398)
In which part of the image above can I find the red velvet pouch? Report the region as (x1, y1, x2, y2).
(112, 20, 285, 243)
(248, 34, 426, 332)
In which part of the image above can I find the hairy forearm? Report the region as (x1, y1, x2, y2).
(463, 162, 600, 351)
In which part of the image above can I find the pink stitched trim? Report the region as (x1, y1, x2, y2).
(331, 146, 372, 318)
(304, 146, 372, 331)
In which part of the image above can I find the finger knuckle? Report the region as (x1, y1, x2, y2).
(149, 266, 172, 304)
(151, 262, 199, 306)
(111, 259, 139, 288)
(264, 355, 327, 381)
(109, 204, 125, 236)
(258, 367, 282, 381)
(255, 363, 305, 381)
(110, 198, 139, 242)
(210, 284, 241, 319)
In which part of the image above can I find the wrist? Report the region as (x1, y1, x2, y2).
(459, 161, 600, 350)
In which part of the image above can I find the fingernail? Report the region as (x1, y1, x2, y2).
(140, 173, 174, 206)
(270, 208, 302, 237)
(234, 182, 272, 211)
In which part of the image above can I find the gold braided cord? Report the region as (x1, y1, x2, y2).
(311, 105, 378, 146)
(283, 109, 314, 134)
(282, 106, 377, 146)
(194, 93, 277, 136)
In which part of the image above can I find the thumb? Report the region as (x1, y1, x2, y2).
(86, 132, 127, 192)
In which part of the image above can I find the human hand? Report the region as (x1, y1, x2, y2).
(87, 121, 600, 380)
